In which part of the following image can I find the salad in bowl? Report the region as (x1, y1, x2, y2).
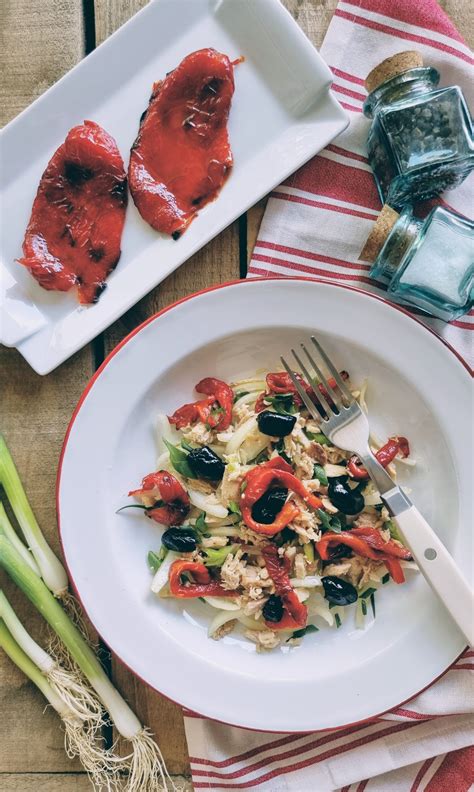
(124, 370, 416, 651)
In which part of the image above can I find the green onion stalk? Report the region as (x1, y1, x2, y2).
(0, 529, 177, 791)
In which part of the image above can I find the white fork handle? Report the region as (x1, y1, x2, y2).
(394, 506, 474, 646)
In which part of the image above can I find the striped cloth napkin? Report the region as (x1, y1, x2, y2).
(182, 1, 474, 790)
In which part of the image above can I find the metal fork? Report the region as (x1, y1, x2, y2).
(281, 336, 473, 646)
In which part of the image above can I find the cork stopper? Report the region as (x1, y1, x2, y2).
(365, 51, 424, 94)
(359, 205, 400, 263)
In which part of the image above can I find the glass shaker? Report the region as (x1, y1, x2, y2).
(364, 51, 474, 206)
(360, 204, 474, 321)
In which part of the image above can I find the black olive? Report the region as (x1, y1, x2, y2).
(324, 543, 353, 563)
(162, 526, 198, 553)
(188, 446, 225, 480)
(252, 487, 288, 524)
(262, 595, 284, 622)
(328, 476, 365, 515)
(321, 576, 358, 606)
(257, 411, 297, 437)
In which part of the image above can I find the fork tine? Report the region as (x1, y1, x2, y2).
(280, 356, 327, 420)
(290, 348, 334, 417)
(310, 336, 353, 404)
(299, 344, 342, 412)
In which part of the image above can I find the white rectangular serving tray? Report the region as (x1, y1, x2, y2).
(0, 0, 348, 374)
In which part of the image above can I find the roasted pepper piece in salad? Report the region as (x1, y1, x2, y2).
(255, 370, 349, 412)
(347, 436, 410, 480)
(317, 527, 412, 583)
(262, 544, 307, 630)
(240, 457, 323, 537)
(168, 560, 238, 598)
(128, 470, 190, 526)
(168, 377, 233, 430)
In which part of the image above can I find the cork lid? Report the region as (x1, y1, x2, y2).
(365, 51, 424, 94)
(359, 205, 399, 262)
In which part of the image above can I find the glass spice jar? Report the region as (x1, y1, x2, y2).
(360, 204, 474, 321)
(364, 51, 474, 207)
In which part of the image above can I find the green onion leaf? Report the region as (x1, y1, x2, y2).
(163, 439, 197, 479)
(194, 512, 207, 535)
(306, 431, 331, 445)
(361, 599, 367, 616)
(180, 440, 195, 452)
(370, 592, 376, 618)
(265, 394, 297, 415)
(202, 544, 238, 567)
(303, 543, 315, 563)
(228, 501, 242, 518)
(381, 573, 390, 585)
(334, 613, 342, 628)
(317, 510, 342, 533)
(288, 624, 319, 641)
(360, 587, 377, 599)
(233, 391, 249, 403)
(147, 547, 168, 574)
(384, 519, 404, 543)
(313, 464, 328, 486)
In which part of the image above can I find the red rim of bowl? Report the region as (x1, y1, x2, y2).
(56, 276, 470, 733)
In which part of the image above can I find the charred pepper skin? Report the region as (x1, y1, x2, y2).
(129, 49, 236, 236)
(19, 120, 127, 304)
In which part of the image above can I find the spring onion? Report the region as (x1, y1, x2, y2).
(303, 543, 315, 563)
(202, 544, 238, 567)
(0, 434, 68, 596)
(0, 502, 40, 575)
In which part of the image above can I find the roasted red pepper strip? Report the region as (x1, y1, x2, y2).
(168, 377, 233, 430)
(19, 120, 127, 304)
(129, 470, 190, 526)
(347, 437, 410, 480)
(169, 560, 238, 598)
(195, 377, 233, 430)
(316, 527, 411, 583)
(240, 457, 323, 537)
(262, 544, 307, 629)
(129, 49, 236, 237)
(256, 371, 349, 412)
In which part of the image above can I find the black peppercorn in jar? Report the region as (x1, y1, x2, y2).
(364, 51, 474, 207)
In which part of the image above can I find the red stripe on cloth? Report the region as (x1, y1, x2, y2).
(190, 732, 313, 769)
(392, 708, 434, 721)
(192, 721, 421, 788)
(326, 144, 369, 164)
(332, 82, 366, 102)
(339, 100, 363, 113)
(342, 0, 468, 46)
(192, 723, 376, 780)
(425, 746, 474, 792)
(286, 155, 381, 211)
(252, 253, 380, 288)
(411, 756, 437, 791)
(271, 190, 377, 221)
(450, 319, 474, 330)
(331, 66, 365, 86)
(334, 9, 474, 65)
(247, 264, 273, 277)
(450, 663, 474, 669)
(256, 240, 372, 271)
(356, 781, 369, 792)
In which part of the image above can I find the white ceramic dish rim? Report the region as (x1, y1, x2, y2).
(57, 277, 471, 732)
(0, 0, 348, 374)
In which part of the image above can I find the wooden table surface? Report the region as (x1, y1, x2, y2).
(1, 1, 471, 790)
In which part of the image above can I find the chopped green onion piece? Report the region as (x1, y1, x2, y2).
(241, 480, 248, 493)
(317, 510, 342, 533)
(313, 464, 328, 486)
(181, 440, 195, 452)
(233, 391, 249, 403)
(306, 431, 331, 445)
(228, 501, 242, 518)
(381, 573, 390, 585)
(370, 592, 376, 618)
(194, 512, 207, 535)
(147, 548, 168, 574)
(163, 439, 197, 479)
(288, 624, 319, 641)
(116, 504, 149, 513)
(0, 434, 68, 596)
(361, 599, 367, 616)
(303, 543, 315, 563)
(202, 544, 238, 567)
(334, 613, 342, 628)
(360, 587, 377, 599)
(265, 394, 297, 415)
(384, 519, 404, 543)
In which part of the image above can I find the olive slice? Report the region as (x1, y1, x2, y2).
(162, 526, 198, 552)
(321, 575, 358, 606)
(328, 476, 365, 515)
(188, 446, 225, 480)
(252, 487, 288, 524)
(262, 594, 284, 622)
(257, 411, 297, 437)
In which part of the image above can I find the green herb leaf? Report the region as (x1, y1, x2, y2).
(335, 613, 342, 628)
(147, 547, 168, 574)
(163, 439, 197, 479)
(228, 501, 242, 518)
(265, 394, 297, 415)
(313, 464, 328, 486)
(288, 624, 319, 641)
(202, 544, 238, 567)
(306, 431, 331, 445)
(233, 391, 249, 404)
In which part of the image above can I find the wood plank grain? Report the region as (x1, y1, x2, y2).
(0, 774, 193, 791)
(0, 0, 95, 775)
